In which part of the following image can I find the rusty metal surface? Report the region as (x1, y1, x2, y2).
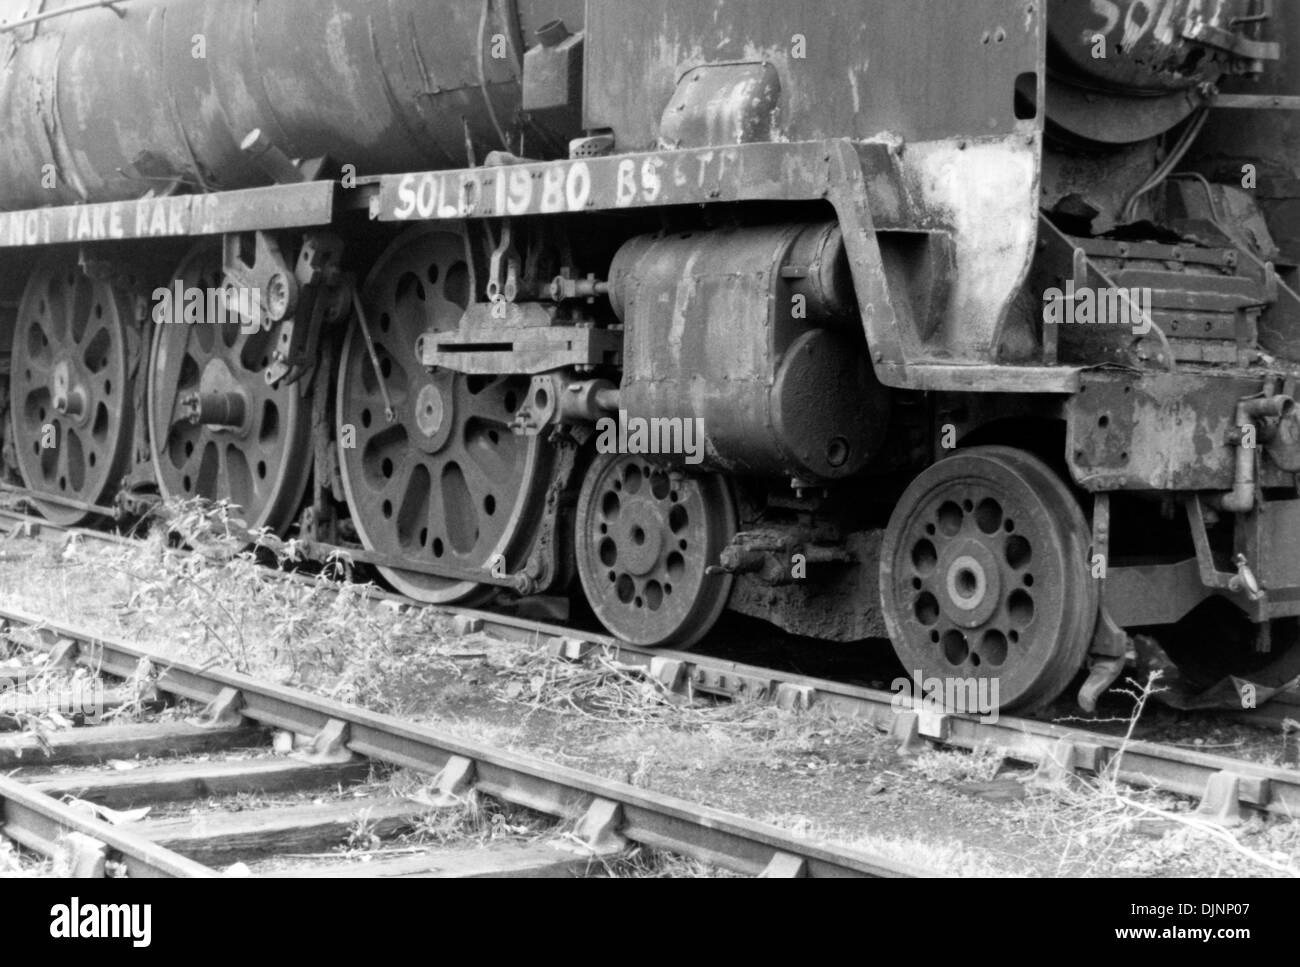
(1194, 3, 1300, 257)
(7, 1, 1300, 701)
(1067, 371, 1258, 492)
(0, 181, 335, 248)
(0, 0, 584, 210)
(1049, 0, 1264, 94)
(574, 1, 1049, 379)
(584, 0, 1041, 149)
(0, 1, 1056, 396)
(1044, 0, 1274, 144)
(609, 222, 888, 480)
(728, 530, 887, 641)
(1066, 370, 1300, 493)
(378, 138, 1074, 394)
(659, 62, 783, 150)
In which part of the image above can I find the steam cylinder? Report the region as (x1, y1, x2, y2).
(0, 0, 584, 209)
(609, 223, 890, 482)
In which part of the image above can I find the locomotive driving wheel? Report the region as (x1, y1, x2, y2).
(147, 241, 311, 533)
(9, 257, 135, 525)
(576, 453, 737, 648)
(880, 446, 1097, 713)
(336, 227, 549, 604)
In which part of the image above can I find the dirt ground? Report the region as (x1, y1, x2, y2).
(1, 517, 1297, 878)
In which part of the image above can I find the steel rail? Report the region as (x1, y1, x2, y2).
(0, 773, 216, 878)
(0, 606, 931, 878)
(0, 483, 117, 519)
(2, 508, 1297, 821)
(367, 598, 1300, 820)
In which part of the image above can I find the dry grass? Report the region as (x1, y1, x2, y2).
(0, 501, 471, 717)
(0, 829, 102, 879)
(7, 500, 1300, 878)
(0, 838, 56, 878)
(909, 746, 1006, 785)
(600, 847, 735, 878)
(1016, 673, 1300, 877)
(756, 812, 1011, 876)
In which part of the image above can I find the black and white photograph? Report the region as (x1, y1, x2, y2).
(0, 0, 1289, 937)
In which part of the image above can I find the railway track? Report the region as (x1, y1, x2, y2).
(0, 603, 927, 879)
(2, 504, 1297, 853)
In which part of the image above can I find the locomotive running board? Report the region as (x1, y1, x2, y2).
(0, 180, 336, 250)
(372, 138, 1084, 395)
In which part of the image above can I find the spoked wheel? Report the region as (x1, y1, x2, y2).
(576, 452, 737, 648)
(147, 242, 311, 533)
(880, 446, 1097, 713)
(336, 226, 550, 604)
(9, 257, 135, 525)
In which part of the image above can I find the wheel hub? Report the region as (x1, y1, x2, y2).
(413, 378, 453, 450)
(49, 359, 90, 424)
(939, 542, 1000, 628)
(614, 499, 667, 576)
(177, 358, 251, 434)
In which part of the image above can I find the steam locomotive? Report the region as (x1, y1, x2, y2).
(2, 0, 1298, 712)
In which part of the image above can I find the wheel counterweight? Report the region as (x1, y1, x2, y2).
(880, 446, 1098, 713)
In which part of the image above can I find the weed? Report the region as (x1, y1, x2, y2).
(1019, 673, 1300, 877)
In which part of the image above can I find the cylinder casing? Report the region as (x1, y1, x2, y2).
(609, 223, 890, 481)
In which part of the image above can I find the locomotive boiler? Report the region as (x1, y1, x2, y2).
(3, 0, 1300, 714)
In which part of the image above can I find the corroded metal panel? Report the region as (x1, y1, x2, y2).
(1064, 371, 1293, 492)
(579, 1, 1047, 384)
(584, 0, 1042, 148)
(0, 0, 584, 210)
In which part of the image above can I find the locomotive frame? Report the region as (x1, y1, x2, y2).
(4, 0, 1300, 714)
